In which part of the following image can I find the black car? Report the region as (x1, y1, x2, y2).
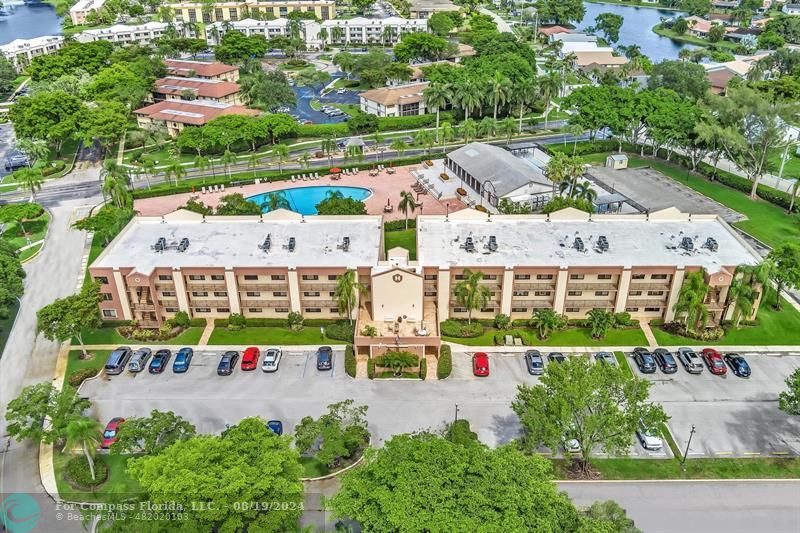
(217, 351, 239, 376)
(653, 348, 678, 374)
(632, 347, 657, 374)
(524, 350, 544, 375)
(317, 346, 333, 371)
(148, 349, 172, 374)
(724, 353, 751, 378)
(547, 352, 566, 364)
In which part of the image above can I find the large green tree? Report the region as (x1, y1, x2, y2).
(393, 32, 451, 63)
(673, 270, 710, 334)
(328, 433, 581, 531)
(767, 243, 800, 311)
(26, 41, 114, 81)
(8, 91, 86, 155)
(535, 0, 585, 25)
(648, 60, 710, 101)
(215, 193, 262, 215)
(779, 368, 800, 416)
(0, 241, 24, 319)
(111, 410, 196, 455)
(214, 30, 269, 64)
(512, 357, 667, 472)
(85, 63, 153, 108)
(36, 281, 103, 356)
(294, 399, 369, 468)
(82, 101, 129, 154)
(593, 13, 624, 43)
(5, 382, 90, 444)
(0, 56, 17, 95)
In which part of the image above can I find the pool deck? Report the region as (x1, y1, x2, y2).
(134, 164, 467, 222)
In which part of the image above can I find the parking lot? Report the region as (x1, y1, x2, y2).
(290, 82, 359, 125)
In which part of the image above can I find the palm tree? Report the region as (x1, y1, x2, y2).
(423, 82, 451, 142)
(220, 149, 237, 179)
(515, 77, 538, 133)
(725, 262, 772, 328)
(194, 154, 212, 184)
(563, 123, 585, 154)
(317, 27, 329, 48)
(573, 181, 597, 202)
(438, 121, 454, 153)
(545, 152, 568, 196)
(102, 176, 130, 208)
(16, 138, 50, 167)
(673, 270, 710, 334)
(390, 138, 407, 157)
(488, 72, 512, 122)
(478, 117, 497, 139)
(321, 135, 336, 167)
(530, 309, 565, 340)
(331, 26, 346, 48)
(398, 190, 416, 229)
(165, 159, 186, 186)
(13, 166, 44, 200)
(63, 416, 102, 481)
(455, 78, 482, 119)
(539, 72, 563, 128)
(370, 132, 383, 162)
(788, 178, 800, 214)
(499, 117, 517, 145)
(453, 268, 491, 325)
(414, 129, 433, 154)
(100, 161, 130, 189)
(461, 118, 477, 143)
(585, 309, 614, 339)
(334, 269, 366, 323)
(382, 25, 396, 46)
(262, 191, 291, 212)
(273, 144, 290, 175)
(140, 158, 155, 189)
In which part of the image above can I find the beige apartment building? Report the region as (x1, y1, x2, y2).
(167, 0, 336, 23)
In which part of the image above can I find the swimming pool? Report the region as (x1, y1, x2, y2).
(247, 186, 372, 215)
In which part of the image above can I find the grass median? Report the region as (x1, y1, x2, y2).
(443, 327, 647, 347)
(74, 327, 205, 346)
(552, 457, 800, 480)
(207, 326, 347, 345)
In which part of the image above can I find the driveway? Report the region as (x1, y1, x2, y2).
(290, 81, 358, 125)
(0, 122, 16, 181)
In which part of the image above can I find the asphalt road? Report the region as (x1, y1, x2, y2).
(0, 122, 16, 181)
(290, 82, 358, 125)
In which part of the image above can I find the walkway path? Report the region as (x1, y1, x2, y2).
(480, 7, 514, 33)
(639, 322, 658, 349)
(197, 320, 216, 346)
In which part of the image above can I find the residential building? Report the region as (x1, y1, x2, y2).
(538, 25, 573, 41)
(69, 0, 107, 25)
(552, 32, 598, 43)
(408, 0, 459, 19)
(205, 18, 297, 46)
(320, 16, 428, 46)
(75, 22, 191, 46)
(558, 41, 614, 56)
(133, 99, 259, 136)
(152, 76, 243, 105)
(783, 3, 800, 14)
(712, 0, 740, 7)
(164, 59, 240, 82)
(573, 51, 629, 72)
(167, 0, 336, 23)
(685, 16, 717, 38)
(0, 36, 64, 71)
(359, 82, 428, 117)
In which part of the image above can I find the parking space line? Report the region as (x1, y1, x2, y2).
(743, 452, 762, 456)
(714, 451, 734, 455)
(771, 451, 791, 455)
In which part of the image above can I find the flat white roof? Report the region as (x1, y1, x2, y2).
(416, 209, 761, 270)
(92, 210, 383, 274)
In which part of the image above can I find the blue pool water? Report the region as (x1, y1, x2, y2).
(248, 186, 372, 215)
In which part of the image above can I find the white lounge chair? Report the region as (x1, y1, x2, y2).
(291, 175, 296, 182)
(220, 184, 225, 192)
(201, 186, 206, 194)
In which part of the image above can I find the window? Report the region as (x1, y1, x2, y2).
(321, 5, 330, 19)
(211, 275, 224, 281)
(275, 307, 289, 313)
(651, 274, 668, 280)
(536, 274, 554, 280)
(513, 290, 529, 297)
(102, 293, 113, 301)
(214, 7, 223, 20)
(188, 275, 205, 281)
(266, 6, 274, 16)
(632, 274, 645, 280)
(570, 274, 584, 280)
(424, 291, 437, 297)
(595, 291, 610, 296)
(279, 6, 287, 16)
(629, 291, 643, 296)
(228, 7, 237, 20)
(244, 275, 258, 281)
(329, 292, 336, 297)
(161, 291, 176, 297)
(271, 275, 286, 281)
(453, 307, 467, 313)
(565, 307, 580, 312)
(480, 307, 495, 313)
(305, 307, 321, 313)
(165, 307, 179, 313)
(217, 307, 230, 313)
(534, 291, 551, 296)
(515, 274, 530, 280)
(644, 307, 661, 312)
(192, 291, 208, 297)
(329, 308, 339, 314)
(273, 291, 288, 297)
(626, 307, 639, 312)
(328, 274, 338, 281)
(195, 307, 211, 313)
(248, 308, 262, 313)
(158, 274, 173, 281)
(483, 275, 498, 280)
(302, 275, 319, 281)
(598, 274, 612, 280)
(568, 291, 582, 296)
(94, 276, 109, 284)
(424, 274, 438, 280)
(511, 307, 527, 313)
(647, 290, 665, 296)
(246, 291, 260, 297)
(213, 291, 228, 297)
(304, 291, 320, 297)
(102, 309, 117, 318)
(454, 274, 465, 280)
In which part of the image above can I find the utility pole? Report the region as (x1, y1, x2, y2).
(454, 403, 460, 423)
(680, 424, 696, 468)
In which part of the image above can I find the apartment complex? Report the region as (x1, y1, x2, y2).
(0, 36, 64, 71)
(359, 82, 429, 117)
(69, 0, 107, 24)
(133, 99, 259, 136)
(165, 59, 240, 82)
(75, 22, 192, 46)
(152, 76, 243, 105)
(408, 0, 459, 19)
(167, 0, 336, 23)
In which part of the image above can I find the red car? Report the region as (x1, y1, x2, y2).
(241, 347, 261, 370)
(101, 417, 125, 449)
(472, 352, 490, 377)
(701, 348, 727, 376)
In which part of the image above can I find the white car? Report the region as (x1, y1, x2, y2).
(562, 438, 581, 454)
(636, 424, 663, 451)
(261, 348, 282, 372)
(336, 88, 346, 94)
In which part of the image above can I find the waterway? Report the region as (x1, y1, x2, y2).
(577, 2, 697, 62)
(0, 3, 62, 45)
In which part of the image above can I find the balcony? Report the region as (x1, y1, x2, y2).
(240, 300, 290, 308)
(513, 282, 555, 290)
(630, 283, 670, 291)
(567, 283, 618, 291)
(625, 299, 667, 307)
(564, 299, 615, 308)
(132, 303, 155, 311)
(238, 283, 289, 291)
(510, 300, 553, 308)
(300, 282, 338, 291)
(189, 299, 229, 307)
(186, 283, 226, 291)
(301, 299, 339, 308)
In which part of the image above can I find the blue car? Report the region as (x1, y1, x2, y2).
(149, 349, 171, 374)
(217, 351, 238, 376)
(724, 353, 751, 378)
(316, 346, 333, 371)
(267, 420, 284, 436)
(172, 347, 194, 373)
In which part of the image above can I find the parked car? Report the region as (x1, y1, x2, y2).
(217, 351, 239, 376)
(548, 352, 567, 364)
(267, 420, 284, 436)
(562, 437, 581, 453)
(636, 422, 663, 451)
(149, 349, 171, 374)
(262, 348, 282, 372)
(104, 347, 132, 375)
(594, 352, 616, 366)
(701, 348, 727, 376)
(632, 347, 656, 374)
(241, 346, 260, 371)
(472, 352, 490, 377)
(172, 347, 194, 373)
(724, 353, 751, 378)
(337, 88, 346, 94)
(524, 350, 544, 375)
(676, 347, 704, 374)
(128, 348, 151, 373)
(316, 346, 333, 371)
(101, 417, 125, 449)
(653, 348, 678, 374)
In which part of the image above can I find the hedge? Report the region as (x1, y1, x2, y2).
(345, 344, 356, 378)
(65, 456, 109, 489)
(68, 368, 99, 388)
(440, 319, 484, 338)
(0, 203, 44, 222)
(325, 320, 355, 342)
(437, 345, 452, 379)
(384, 218, 417, 232)
(42, 160, 66, 177)
(99, 320, 136, 328)
(420, 357, 427, 380)
(213, 317, 348, 330)
(376, 112, 454, 132)
(367, 357, 375, 379)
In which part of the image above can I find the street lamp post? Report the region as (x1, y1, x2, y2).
(454, 403, 460, 423)
(680, 424, 696, 467)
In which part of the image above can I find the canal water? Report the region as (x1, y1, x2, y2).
(0, 2, 63, 45)
(576, 1, 697, 62)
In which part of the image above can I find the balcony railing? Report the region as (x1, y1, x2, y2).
(567, 283, 619, 291)
(132, 303, 155, 311)
(238, 283, 289, 291)
(189, 299, 230, 307)
(300, 282, 338, 291)
(185, 283, 226, 291)
(302, 300, 339, 308)
(513, 282, 555, 290)
(625, 299, 667, 307)
(630, 283, 670, 291)
(240, 300, 291, 308)
(510, 300, 553, 308)
(564, 299, 615, 308)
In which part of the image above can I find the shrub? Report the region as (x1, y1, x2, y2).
(64, 456, 108, 488)
(440, 319, 484, 338)
(68, 367, 99, 388)
(445, 419, 479, 446)
(298, 122, 349, 138)
(376, 112, 453, 132)
(367, 357, 375, 379)
(227, 313, 246, 331)
(0, 203, 44, 222)
(189, 318, 207, 327)
(661, 321, 725, 341)
(419, 358, 427, 380)
(361, 324, 377, 336)
(326, 320, 355, 342)
(117, 325, 184, 341)
(347, 112, 379, 134)
(345, 345, 356, 378)
(437, 345, 452, 379)
(494, 313, 510, 329)
(41, 160, 66, 177)
(374, 350, 419, 368)
(128, 148, 144, 162)
(613, 312, 634, 328)
(287, 311, 304, 330)
(384, 218, 417, 231)
(493, 331, 509, 345)
(167, 311, 191, 328)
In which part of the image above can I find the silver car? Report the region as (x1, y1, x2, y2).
(261, 348, 282, 372)
(677, 347, 704, 374)
(636, 423, 663, 451)
(127, 348, 151, 373)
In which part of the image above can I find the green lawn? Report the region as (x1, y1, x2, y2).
(54, 452, 141, 502)
(652, 289, 800, 346)
(0, 300, 20, 357)
(208, 326, 347, 345)
(652, 24, 739, 51)
(614, 351, 635, 380)
(384, 229, 416, 260)
(66, 349, 110, 379)
(552, 457, 800, 480)
(75, 327, 204, 346)
(299, 456, 331, 478)
(443, 326, 647, 347)
(767, 147, 800, 181)
(1, 212, 50, 251)
(84, 234, 106, 285)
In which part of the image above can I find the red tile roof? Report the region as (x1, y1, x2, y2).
(164, 59, 238, 78)
(539, 25, 572, 36)
(154, 77, 240, 99)
(134, 99, 258, 126)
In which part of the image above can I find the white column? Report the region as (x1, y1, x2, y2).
(288, 269, 301, 313)
(500, 268, 514, 316)
(172, 268, 191, 314)
(225, 269, 241, 314)
(664, 268, 685, 322)
(553, 267, 569, 313)
(437, 269, 451, 321)
(112, 269, 132, 321)
(615, 268, 632, 314)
